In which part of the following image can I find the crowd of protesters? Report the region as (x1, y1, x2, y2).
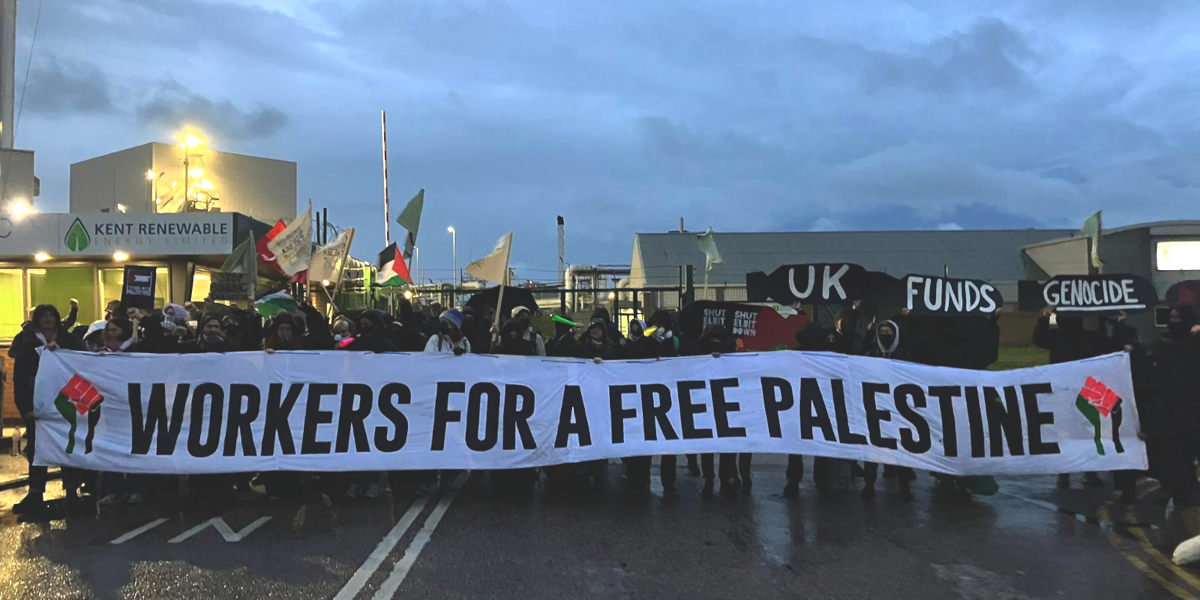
(5, 294, 1200, 518)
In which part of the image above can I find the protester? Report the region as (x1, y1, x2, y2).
(861, 319, 915, 501)
(573, 316, 620, 360)
(623, 317, 683, 497)
(340, 309, 392, 500)
(1034, 306, 1108, 489)
(418, 308, 472, 494)
(95, 318, 149, 507)
(9, 304, 87, 516)
(343, 309, 398, 353)
(425, 309, 471, 354)
(510, 306, 546, 356)
(694, 324, 746, 497)
(784, 322, 828, 498)
(488, 318, 541, 492)
(177, 315, 230, 353)
(332, 315, 355, 345)
(1145, 305, 1200, 506)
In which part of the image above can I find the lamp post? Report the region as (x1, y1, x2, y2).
(180, 132, 204, 212)
(447, 226, 457, 287)
(146, 169, 165, 213)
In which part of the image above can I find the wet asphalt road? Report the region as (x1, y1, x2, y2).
(2, 455, 1199, 600)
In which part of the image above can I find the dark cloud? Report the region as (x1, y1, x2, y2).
(13, 1, 1200, 274)
(136, 81, 288, 140)
(20, 56, 115, 116)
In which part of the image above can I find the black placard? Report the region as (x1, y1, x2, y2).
(745, 263, 871, 304)
(121, 265, 157, 311)
(210, 272, 252, 301)
(1018, 274, 1158, 315)
(891, 274, 1004, 316)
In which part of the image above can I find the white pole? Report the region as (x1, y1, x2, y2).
(381, 110, 391, 246)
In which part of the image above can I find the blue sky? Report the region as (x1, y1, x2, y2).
(13, 1, 1200, 281)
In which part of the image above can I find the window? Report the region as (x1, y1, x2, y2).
(28, 266, 98, 326)
(192, 269, 212, 302)
(99, 267, 170, 312)
(0, 268, 25, 343)
(1157, 241, 1200, 271)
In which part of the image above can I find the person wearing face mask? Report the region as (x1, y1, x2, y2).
(177, 315, 229, 353)
(1146, 305, 1200, 506)
(1034, 305, 1110, 489)
(331, 315, 356, 347)
(623, 317, 684, 497)
(343, 309, 398, 353)
(416, 309, 471, 494)
(9, 304, 87, 516)
(510, 306, 546, 356)
(425, 309, 471, 355)
(861, 319, 915, 501)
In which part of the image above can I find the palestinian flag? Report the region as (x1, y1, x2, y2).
(256, 219, 287, 273)
(1076, 376, 1121, 456)
(55, 374, 103, 454)
(377, 242, 411, 287)
(255, 289, 299, 318)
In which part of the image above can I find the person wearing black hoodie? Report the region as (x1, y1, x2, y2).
(695, 324, 747, 497)
(560, 315, 620, 492)
(1034, 306, 1109, 489)
(623, 318, 684, 497)
(1146, 305, 1200, 505)
(861, 319, 915, 500)
(488, 318, 541, 493)
(344, 309, 398, 353)
(784, 322, 832, 498)
(338, 309, 394, 500)
(9, 304, 87, 516)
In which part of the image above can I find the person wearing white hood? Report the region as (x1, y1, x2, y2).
(861, 319, 915, 500)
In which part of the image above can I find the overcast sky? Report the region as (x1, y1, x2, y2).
(13, 0, 1200, 281)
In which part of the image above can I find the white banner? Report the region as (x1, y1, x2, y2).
(33, 350, 1146, 475)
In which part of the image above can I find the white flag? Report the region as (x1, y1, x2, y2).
(308, 228, 355, 284)
(465, 232, 513, 284)
(695, 227, 722, 271)
(267, 202, 314, 276)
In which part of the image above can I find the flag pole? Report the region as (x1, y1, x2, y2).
(490, 248, 511, 349)
(381, 109, 391, 246)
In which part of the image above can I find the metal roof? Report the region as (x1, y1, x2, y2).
(631, 229, 1074, 286)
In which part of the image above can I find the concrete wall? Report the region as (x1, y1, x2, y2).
(71, 143, 297, 223)
(70, 144, 155, 213)
(0, 148, 35, 205)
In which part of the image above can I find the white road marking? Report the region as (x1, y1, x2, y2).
(167, 516, 272, 543)
(109, 517, 169, 545)
(332, 495, 432, 600)
(371, 473, 469, 600)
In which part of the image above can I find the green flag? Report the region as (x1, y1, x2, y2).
(397, 189, 424, 261)
(1080, 211, 1103, 271)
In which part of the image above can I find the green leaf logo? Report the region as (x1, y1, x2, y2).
(64, 218, 90, 252)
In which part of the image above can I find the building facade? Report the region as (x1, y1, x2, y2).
(69, 142, 297, 223)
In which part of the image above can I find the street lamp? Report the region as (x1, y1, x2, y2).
(179, 130, 205, 212)
(447, 226, 457, 287)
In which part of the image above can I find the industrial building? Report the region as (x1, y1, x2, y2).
(628, 223, 1200, 343)
(69, 141, 297, 224)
